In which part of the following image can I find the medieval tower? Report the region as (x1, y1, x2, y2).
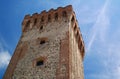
(3, 5, 85, 79)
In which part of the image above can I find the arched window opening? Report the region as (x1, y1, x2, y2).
(37, 37, 48, 46)
(41, 16, 44, 22)
(71, 16, 75, 22)
(76, 31, 79, 41)
(55, 13, 58, 20)
(76, 31, 79, 37)
(82, 47, 84, 53)
(34, 18, 37, 25)
(40, 40, 46, 45)
(80, 43, 83, 51)
(40, 25, 43, 30)
(62, 11, 67, 17)
(78, 37, 80, 43)
(24, 20, 30, 31)
(74, 24, 77, 31)
(48, 14, 51, 22)
(26, 20, 30, 27)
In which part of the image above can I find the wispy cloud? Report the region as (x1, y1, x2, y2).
(0, 51, 11, 68)
(0, 36, 11, 68)
(103, 43, 120, 79)
(79, 0, 120, 79)
(87, 0, 110, 52)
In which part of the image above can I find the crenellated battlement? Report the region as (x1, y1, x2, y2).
(70, 13, 85, 60)
(22, 5, 85, 59)
(22, 5, 73, 32)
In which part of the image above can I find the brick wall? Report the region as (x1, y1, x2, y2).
(12, 19, 69, 79)
(69, 23, 84, 79)
(3, 5, 85, 79)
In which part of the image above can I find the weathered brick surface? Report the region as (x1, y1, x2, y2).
(56, 32, 69, 79)
(12, 20, 69, 79)
(3, 5, 85, 79)
(3, 41, 28, 79)
(69, 23, 84, 79)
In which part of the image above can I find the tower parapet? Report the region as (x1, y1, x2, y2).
(22, 5, 73, 32)
(21, 5, 85, 59)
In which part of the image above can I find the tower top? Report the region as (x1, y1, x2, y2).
(21, 5, 85, 59)
(22, 5, 74, 32)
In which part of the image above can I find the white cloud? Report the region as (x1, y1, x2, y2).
(0, 51, 11, 68)
(0, 35, 11, 68)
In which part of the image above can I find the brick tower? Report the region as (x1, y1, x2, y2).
(3, 5, 85, 79)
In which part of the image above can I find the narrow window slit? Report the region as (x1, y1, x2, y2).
(74, 24, 77, 31)
(48, 14, 51, 22)
(76, 31, 79, 41)
(26, 20, 30, 27)
(41, 16, 44, 22)
(62, 11, 67, 17)
(77, 31, 79, 37)
(82, 48, 84, 53)
(40, 25, 43, 30)
(80, 43, 83, 51)
(24, 20, 30, 31)
(71, 16, 75, 22)
(34, 18, 37, 25)
(36, 60, 44, 66)
(55, 13, 58, 20)
(40, 40, 46, 44)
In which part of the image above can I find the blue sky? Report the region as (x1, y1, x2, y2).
(0, 0, 120, 79)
